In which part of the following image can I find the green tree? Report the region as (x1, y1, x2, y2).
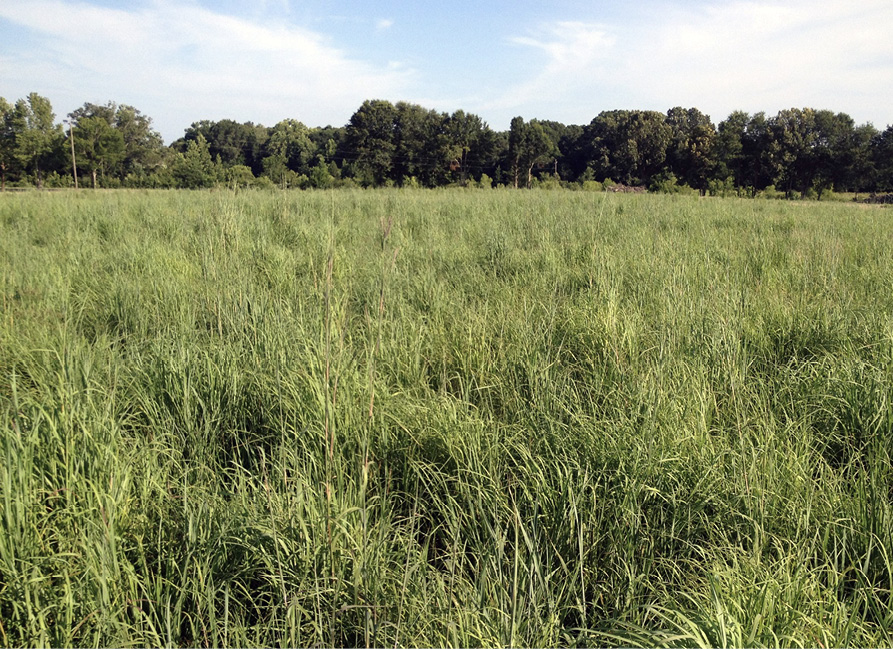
(179, 119, 269, 175)
(114, 104, 164, 180)
(713, 111, 749, 189)
(0, 97, 16, 190)
(507, 117, 559, 188)
(844, 123, 878, 194)
(72, 115, 125, 188)
(172, 134, 218, 188)
(308, 158, 335, 188)
(70, 101, 164, 185)
(584, 110, 672, 186)
(345, 100, 397, 185)
(392, 102, 437, 186)
(741, 112, 774, 193)
(766, 107, 860, 198)
(9, 93, 63, 188)
(871, 126, 893, 192)
(444, 110, 482, 185)
(308, 126, 346, 177)
(261, 119, 315, 187)
(811, 111, 875, 195)
(224, 164, 256, 189)
(665, 107, 716, 192)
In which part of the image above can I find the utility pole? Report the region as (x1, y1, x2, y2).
(65, 119, 78, 189)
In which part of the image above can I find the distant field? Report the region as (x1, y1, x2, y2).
(2, 189, 892, 647)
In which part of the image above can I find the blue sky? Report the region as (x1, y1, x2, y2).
(2, 0, 892, 143)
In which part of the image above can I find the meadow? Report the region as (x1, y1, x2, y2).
(1, 188, 892, 647)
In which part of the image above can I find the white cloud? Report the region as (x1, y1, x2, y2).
(494, 0, 893, 127)
(375, 18, 394, 31)
(486, 21, 614, 116)
(0, 0, 413, 140)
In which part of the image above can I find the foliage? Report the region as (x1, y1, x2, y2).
(72, 115, 125, 188)
(69, 101, 164, 187)
(508, 117, 559, 188)
(584, 110, 673, 186)
(665, 107, 716, 192)
(1, 91, 892, 197)
(172, 134, 220, 188)
(8, 93, 63, 188)
(0, 97, 16, 190)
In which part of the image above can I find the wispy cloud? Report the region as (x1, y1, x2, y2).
(492, 0, 893, 126)
(486, 21, 614, 116)
(375, 18, 394, 31)
(0, 0, 413, 140)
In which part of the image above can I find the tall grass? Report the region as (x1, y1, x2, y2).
(1, 188, 892, 646)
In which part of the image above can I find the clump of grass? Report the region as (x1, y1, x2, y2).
(1, 189, 892, 646)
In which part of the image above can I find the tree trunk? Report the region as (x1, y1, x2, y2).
(92, 169, 97, 189)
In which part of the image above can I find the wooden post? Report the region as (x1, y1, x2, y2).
(66, 120, 78, 189)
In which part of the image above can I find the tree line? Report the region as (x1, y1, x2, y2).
(3, 92, 893, 197)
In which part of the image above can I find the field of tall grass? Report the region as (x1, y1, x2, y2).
(1, 188, 892, 647)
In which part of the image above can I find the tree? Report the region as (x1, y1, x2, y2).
(665, 107, 716, 192)
(553, 123, 586, 183)
(507, 117, 559, 188)
(261, 119, 314, 187)
(224, 164, 256, 189)
(871, 126, 893, 192)
(70, 101, 164, 186)
(344, 100, 397, 185)
(392, 102, 439, 185)
(713, 111, 749, 189)
(9, 93, 63, 188)
(0, 97, 16, 190)
(844, 123, 878, 194)
(741, 112, 774, 193)
(179, 119, 269, 175)
(114, 104, 164, 179)
(172, 134, 218, 188)
(811, 112, 874, 195)
(767, 108, 816, 197)
(72, 115, 124, 188)
(766, 107, 861, 198)
(445, 110, 490, 185)
(584, 110, 671, 186)
(507, 116, 526, 188)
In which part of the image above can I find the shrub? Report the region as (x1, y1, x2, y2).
(708, 177, 736, 198)
(760, 184, 783, 200)
(251, 175, 276, 190)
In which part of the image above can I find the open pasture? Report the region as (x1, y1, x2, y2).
(1, 189, 892, 646)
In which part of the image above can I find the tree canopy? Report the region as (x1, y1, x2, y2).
(2, 91, 891, 197)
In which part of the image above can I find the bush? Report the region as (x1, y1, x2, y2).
(535, 174, 563, 191)
(43, 171, 73, 188)
(649, 172, 698, 195)
(708, 177, 736, 198)
(226, 165, 256, 190)
(760, 185, 783, 200)
(252, 176, 276, 190)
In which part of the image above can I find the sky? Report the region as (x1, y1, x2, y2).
(1, 0, 892, 144)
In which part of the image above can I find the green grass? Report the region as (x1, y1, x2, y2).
(1, 188, 892, 647)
